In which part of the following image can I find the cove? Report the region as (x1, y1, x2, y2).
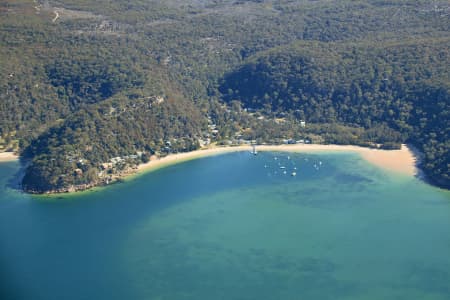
(0, 151, 449, 300)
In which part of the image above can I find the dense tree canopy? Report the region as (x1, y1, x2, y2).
(220, 39, 450, 187)
(0, 0, 449, 192)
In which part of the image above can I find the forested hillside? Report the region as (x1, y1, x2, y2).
(220, 39, 450, 187)
(0, 0, 449, 192)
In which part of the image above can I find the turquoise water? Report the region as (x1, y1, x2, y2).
(0, 152, 449, 300)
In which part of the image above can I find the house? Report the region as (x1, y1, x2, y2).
(199, 138, 211, 147)
(101, 163, 113, 170)
(110, 157, 123, 164)
(283, 139, 296, 144)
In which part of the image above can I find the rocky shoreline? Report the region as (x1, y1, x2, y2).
(23, 168, 134, 195)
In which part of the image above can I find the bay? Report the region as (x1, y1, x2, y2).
(0, 152, 449, 300)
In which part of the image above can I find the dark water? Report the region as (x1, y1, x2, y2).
(0, 152, 449, 300)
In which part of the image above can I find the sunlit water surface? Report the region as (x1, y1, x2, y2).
(0, 152, 449, 300)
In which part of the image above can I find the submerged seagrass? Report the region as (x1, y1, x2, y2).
(0, 152, 449, 300)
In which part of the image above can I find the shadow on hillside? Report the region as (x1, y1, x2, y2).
(6, 157, 29, 193)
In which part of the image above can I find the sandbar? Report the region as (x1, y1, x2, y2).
(136, 144, 418, 177)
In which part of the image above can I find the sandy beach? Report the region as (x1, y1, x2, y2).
(257, 144, 418, 176)
(0, 152, 19, 162)
(137, 146, 250, 173)
(0, 145, 418, 175)
(137, 144, 418, 177)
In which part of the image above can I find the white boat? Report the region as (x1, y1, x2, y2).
(291, 172, 297, 176)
